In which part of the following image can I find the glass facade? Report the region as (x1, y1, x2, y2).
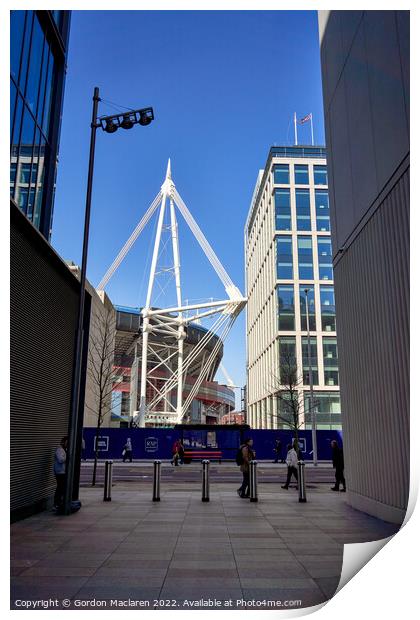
(299, 286, 316, 331)
(276, 236, 293, 279)
(304, 392, 341, 429)
(273, 164, 289, 184)
(294, 164, 309, 185)
(10, 10, 70, 239)
(318, 237, 333, 280)
(277, 285, 295, 331)
(297, 236, 313, 280)
(320, 286, 336, 332)
(295, 189, 311, 231)
(275, 189, 291, 231)
(314, 165, 328, 185)
(315, 190, 330, 231)
(323, 337, 339, 386)
(302, 337, 318, 385)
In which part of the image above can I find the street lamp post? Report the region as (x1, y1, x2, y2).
(304, 288, 318, 466)
(63, 87, 154, 515)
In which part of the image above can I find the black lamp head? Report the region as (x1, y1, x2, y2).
(139, 108, 154, 126)
(120, 113, 135, 130)
(104, 118, 118, 133)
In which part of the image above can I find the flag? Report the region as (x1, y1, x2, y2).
(299, 113, 312, 124)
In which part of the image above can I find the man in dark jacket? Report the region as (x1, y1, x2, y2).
(237, 438, 255, 498)
(331, 440, 346, 492)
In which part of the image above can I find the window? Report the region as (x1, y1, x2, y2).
(323, 337, 339, 386)
(304, 392, 341, 429)
(299, 286, 316, 331)
(298, 236, 313, 280)
(17, 186, 29, 214)
(294, 164, 309, 185)
(10, 11, 26, 81)
(295, 189, 311, 231)
(315, 190, 330, 231)
(320, 286, 336, 332)
(277, 392, 297, 429)
(314, 165, 328, 185)
(276, 236, 293, 279)
(19, 162, 38, 184)
(275, 189, 291, 231)
(279, 337, 296, 384)
(18, 11, 34, 92)
(273, 164, 289, 185)
(277, 285, 295, 331)
(318, 238, 333, 280)
(10, 163, 17, 184)
(302, 337, 318, 385)
(25, 15, 44, 115)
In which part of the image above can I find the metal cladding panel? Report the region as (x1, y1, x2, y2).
(10, 207, 79, 518)
(334, 169, 409, 514)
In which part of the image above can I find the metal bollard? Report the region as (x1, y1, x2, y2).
(298, 460, 307, 503)
(202, 460, 210, 502)
(153, 460, 161, 502)
(249, 460, 258, 502)
(103, 460, 113, 502)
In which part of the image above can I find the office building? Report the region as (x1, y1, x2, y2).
(318, 10, 409, 523)
(245, 146, 341, 431)
(10, 10, 70, 239)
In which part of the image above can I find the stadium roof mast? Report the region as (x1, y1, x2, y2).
(97, 160, 246, 427)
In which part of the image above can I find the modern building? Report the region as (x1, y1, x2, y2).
(109, 305, 235, 428)
(10, 10, 71, 240)
(10, 10, 76, 521)
(245, 146, 341, 431)
(318, 11, 409, 523)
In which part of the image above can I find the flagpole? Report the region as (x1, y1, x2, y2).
(310, 114, 314, 146)
(294, 112, 297, 146)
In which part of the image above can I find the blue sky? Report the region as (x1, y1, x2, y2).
(51, 10, 325, 402)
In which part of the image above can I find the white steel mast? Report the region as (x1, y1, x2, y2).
(98, 160, 246, 427)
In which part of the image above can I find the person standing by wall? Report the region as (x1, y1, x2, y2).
(237, 438, 255, 498)
(331, 440, 346, 492)
(53, 436, 67, 509)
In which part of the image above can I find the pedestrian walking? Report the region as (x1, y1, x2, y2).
(330, 440, 346, 492)
(272, 438, 282, 463)
(281, 443, 299, 489)
(122, 438, 133, 462)
(236, 438, 255, 498)
(171, 439, 180, 466)
(178, 440, 185, 465)
(53, 436, 67, 510)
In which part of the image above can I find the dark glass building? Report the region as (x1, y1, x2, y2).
(10, 10, 71, 239)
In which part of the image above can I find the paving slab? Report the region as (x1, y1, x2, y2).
(10, 482, 400, 611)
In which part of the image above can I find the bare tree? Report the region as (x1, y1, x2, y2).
(85, 306, 116, 486)
(270, 352, 318, 455)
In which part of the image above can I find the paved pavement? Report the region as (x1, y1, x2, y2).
(11, 473, 399, 611)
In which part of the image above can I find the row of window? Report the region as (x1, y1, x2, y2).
(277, 236, 333, 281)
(279, 336, 339, 386)
(10, 10, 57, 232)
(273, 164, 328, 186)
(275, 188, 330, 232)
(277, 285, 336, 332)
